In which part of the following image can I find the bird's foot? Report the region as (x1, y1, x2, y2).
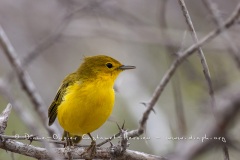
(81, 140, 96, 160)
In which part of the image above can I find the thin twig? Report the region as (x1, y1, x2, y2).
(178, 0, 216, 111)
(178, 1, 230, 159)
(126, 2, 240, 138)
(97, 132, 121, 147)
(201, 1, 240, 159)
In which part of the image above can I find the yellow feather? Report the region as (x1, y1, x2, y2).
(58, 80, 115, 135)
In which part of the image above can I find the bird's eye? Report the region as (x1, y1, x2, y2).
(106, 63, 113, 68)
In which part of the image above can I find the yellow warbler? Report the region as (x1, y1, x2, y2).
(48, 55, 135, 146)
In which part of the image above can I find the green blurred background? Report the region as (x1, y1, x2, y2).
(0, 0, 240, 159)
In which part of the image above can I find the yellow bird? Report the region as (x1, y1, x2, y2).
(48, 55, 135, 147)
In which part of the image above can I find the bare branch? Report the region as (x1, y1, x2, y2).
(0, 139, 165, 160)
(126, 2, 240, 138)
(178, 0, 215, 111)
(0, 25, 60, 136)
(200, 2, 238, 159)
(0, 104, 12, 134)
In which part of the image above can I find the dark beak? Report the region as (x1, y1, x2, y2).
(119, 65, 136, 70)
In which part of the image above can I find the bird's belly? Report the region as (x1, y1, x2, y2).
(57, 85, 114, 135)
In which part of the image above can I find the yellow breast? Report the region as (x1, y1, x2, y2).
(57, 80, 115, 135)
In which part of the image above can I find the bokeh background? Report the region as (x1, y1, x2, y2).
(0, 0, 240, 159)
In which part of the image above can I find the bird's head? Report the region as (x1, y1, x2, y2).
(77, 55, 135, 82)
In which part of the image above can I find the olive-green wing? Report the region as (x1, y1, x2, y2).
(48, 73, 75, 126)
